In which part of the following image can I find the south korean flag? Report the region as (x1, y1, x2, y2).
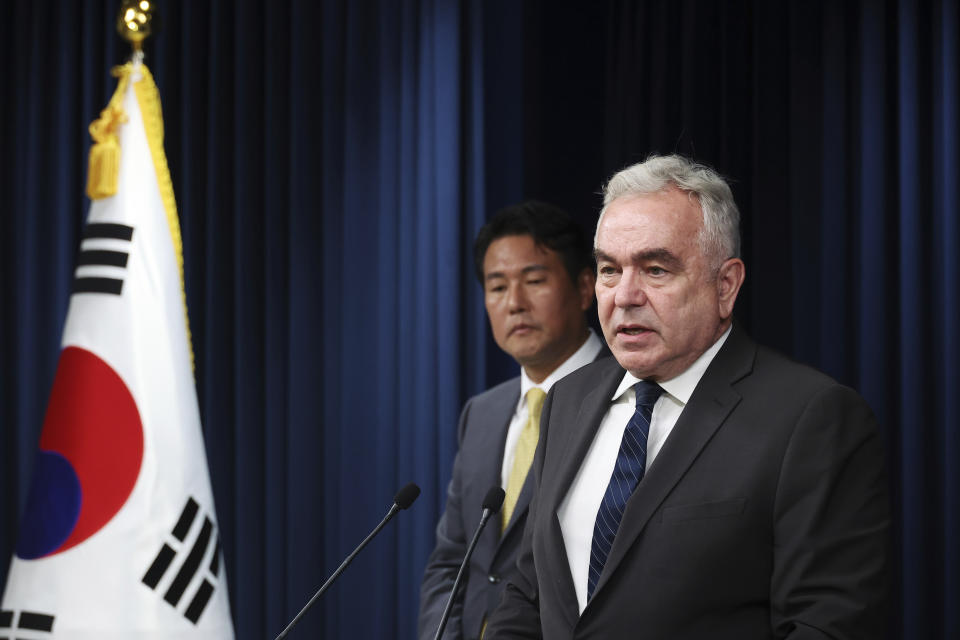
(1, 61, 235, 639)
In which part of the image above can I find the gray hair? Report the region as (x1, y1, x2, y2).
(596, 154, 741, 269)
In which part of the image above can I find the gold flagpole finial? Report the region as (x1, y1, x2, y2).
(117, 0, 156, 53)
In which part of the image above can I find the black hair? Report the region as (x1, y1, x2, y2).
(473, 200, 593, 284)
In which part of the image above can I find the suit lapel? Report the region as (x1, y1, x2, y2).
(590, 326, 756, 600)
(479, 384, 519, 561)
(539, 357, 624, 617)
(502, 348, 614, 542)
(550, 358, 625, 510)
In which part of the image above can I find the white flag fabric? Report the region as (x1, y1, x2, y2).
(1, 62, 235, 639)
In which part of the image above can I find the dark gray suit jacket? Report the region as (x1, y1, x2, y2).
(419, 347, 609, 640)
(485, 324, 890, 639)
(418, 376, 526, 640)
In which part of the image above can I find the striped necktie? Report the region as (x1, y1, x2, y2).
(587, 380, 663, 600)
(501, 387, 546, 533)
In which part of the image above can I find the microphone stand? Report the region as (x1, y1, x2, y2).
(276, 503, 401, 639)
(275, 479, 421, 640)
(434, 487, 504, 640)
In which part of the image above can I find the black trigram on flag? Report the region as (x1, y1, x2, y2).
(0, 608, 54, 639)
(72, 222, 134, 296)
(142, 497, 223, 624)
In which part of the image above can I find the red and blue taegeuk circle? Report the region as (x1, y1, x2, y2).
(17, 346, 144, 559)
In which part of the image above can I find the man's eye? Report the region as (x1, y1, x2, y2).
(598, 265, 616, 276)
(648, 266, 667, 276)
(488, 285, 506, 293)
(526, 278, 545, 285)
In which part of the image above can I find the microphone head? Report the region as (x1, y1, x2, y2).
(482, 487, 506, 513)
(394, 483, 421, 510)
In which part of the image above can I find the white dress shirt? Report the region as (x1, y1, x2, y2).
(557, 325, 731, 613)
(499, 330, 604, 488)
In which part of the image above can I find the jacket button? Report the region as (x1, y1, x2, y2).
(488, 574, 500, 584)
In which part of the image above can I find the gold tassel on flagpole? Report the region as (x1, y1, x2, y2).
(86, 76, 129, 200)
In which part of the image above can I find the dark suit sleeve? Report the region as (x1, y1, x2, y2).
(417, 399, 484, 640)
(771, 384, 891, 639)
(418, 399, 475, 640)
(483, 392, 553, 639)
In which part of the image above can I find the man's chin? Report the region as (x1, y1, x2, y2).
(505, 342, 544, 365)
(612, 348, 662, 380)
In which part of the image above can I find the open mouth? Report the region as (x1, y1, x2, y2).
(618, 326, 651, 336)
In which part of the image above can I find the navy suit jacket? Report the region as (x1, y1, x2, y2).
(484, 324, 891, 639)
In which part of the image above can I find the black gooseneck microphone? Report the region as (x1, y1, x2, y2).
(275, 482, 421, 639)
(433, 486, 505, 640)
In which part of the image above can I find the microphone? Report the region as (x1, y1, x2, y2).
(433, 486, 505, 640)
(275, 482, 421, 639)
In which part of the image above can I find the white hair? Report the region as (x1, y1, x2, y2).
(596, 154, 741, 269)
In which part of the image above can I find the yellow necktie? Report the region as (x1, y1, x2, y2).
(502, 388, 546, 532)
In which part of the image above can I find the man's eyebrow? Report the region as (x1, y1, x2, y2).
(635, 248, 683, 269)
(594, 249, 614, 264)
(484, 264, 548, 281)
(593, 248, 683, 270)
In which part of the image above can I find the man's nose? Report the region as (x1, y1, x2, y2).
(507, 282, 529, 312)
(614, 271, 647, 308)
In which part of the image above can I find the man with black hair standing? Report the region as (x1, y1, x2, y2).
(418, 202, 606, 640)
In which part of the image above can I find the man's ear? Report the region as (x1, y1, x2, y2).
(577, 267, 596, 311)
(717, 258, 745, 319)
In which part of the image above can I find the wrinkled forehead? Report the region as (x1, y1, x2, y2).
(596, 190, 704, 249)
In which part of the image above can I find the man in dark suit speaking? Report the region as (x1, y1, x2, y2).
(418, 202, 606, 640)
(485, 155, 890, 639)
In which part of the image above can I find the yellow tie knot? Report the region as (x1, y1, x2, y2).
(525, 387, 547, 422)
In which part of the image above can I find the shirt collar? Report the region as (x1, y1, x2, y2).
(518, 330, 604, 408)
(610, 324, 733, 405)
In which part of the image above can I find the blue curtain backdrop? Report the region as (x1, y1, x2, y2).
(1, 1, 957, 639)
